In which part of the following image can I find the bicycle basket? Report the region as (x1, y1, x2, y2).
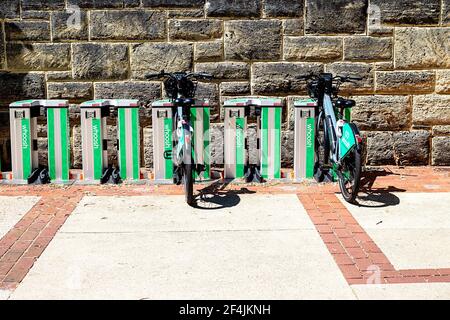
(179, 77, 197, 98)
(163, 77, 198, 99)
(308, 82, 319, 99)
(164, 78, 178, 99)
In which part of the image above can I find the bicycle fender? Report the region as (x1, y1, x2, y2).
(339, 122, 357, 159)
(182, 124, 193, 165)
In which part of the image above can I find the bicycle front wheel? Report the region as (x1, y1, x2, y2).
(182, 127, 195, 206)
(184, 163, 194, 205)
(338, 146, 362, 204)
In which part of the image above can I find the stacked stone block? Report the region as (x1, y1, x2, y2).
(0, 0, 448, 170)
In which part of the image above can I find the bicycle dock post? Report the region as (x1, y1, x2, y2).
(259, 98, 283, 180)
(151, 100, 173, 182)
(293, 99, 317, 181)
(9, 100, 70, 184)
(9, 100, 41, 184)
(223, 100, 247, 179)
(79, 100, 110, 184)
(151, 99, 211, 183)
(114, 99, 141, 182)
(45, 100, 71, 183)
(190, 100, 211, 181)
(223, 98, 283, 182)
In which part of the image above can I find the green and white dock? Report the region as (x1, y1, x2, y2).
(151, 99, 210, 182)
(9, 100, 70, 184)
(224, 98, 283, 180)
(293, 99, 317, 180)
(79, 100, 110, 183)
(46, 100, 70, 182)
(9, 100, 41, 183)
(115, 100, 141, 181)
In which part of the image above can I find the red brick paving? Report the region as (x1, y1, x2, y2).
(0, 166, 449, 290)
(0, 189, 82, 290)
(298, 168, 450, 284)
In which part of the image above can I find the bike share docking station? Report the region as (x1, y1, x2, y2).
(79, 99, 140, 184)
(223, 98, 283, 182)
(293, 99, 317, 180)
(9, 100, 70, 184)
(152, 99, 211, 183)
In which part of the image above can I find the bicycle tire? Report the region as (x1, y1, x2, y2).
(182, 127, 195, 206)
(184, 163, 194, 205)
(338, 146, 362, 204)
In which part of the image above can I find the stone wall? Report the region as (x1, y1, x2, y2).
(0, 0, 449, 170)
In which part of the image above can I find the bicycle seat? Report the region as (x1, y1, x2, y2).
(335, 98, 355, 109)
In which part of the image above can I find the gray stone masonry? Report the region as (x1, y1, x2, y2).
(0, 0, 449, 169)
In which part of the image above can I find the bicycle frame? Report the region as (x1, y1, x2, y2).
(147, 71, 212, 205)
(322, 93, 339, 163)
(173, 103, 193, 166)
(320, 93, 359, 166)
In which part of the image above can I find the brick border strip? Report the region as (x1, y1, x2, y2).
(0, 191, 83, 290)
(298, 193, 450, 285)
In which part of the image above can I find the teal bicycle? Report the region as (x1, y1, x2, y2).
(298, 73, 363, 203)
(146, 71, 213, 206)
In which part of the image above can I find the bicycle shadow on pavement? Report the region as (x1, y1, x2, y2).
(193, 179, 256, 210)
(354, 169, 405, 208)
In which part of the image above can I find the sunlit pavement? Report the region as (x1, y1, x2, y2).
(0, 166, 449, 299)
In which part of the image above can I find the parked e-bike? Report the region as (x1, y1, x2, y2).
(298, 73, 363, 203)
(146, 71, 214, 205)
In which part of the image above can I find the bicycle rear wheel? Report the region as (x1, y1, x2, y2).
(338, 146, 362, 204)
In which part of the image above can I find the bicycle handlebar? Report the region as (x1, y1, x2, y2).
(145, 71, 214, 81)
(145, 72, 166, 80)
(191, 72, 214, 80)
(296, 73, 362, 83)
(335, 75, 363, 82)
(296, 74, 318, 81)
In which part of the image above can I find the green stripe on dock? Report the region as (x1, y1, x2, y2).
(203, 107, 210, 180)
(48, 108, 56, 180)
(261, 108, 269, 178)
(92, 119, 103, 180)
(119, 108, 127, 179)
(131, 108, 139, 180)
(274, 108, 281, 179)
(60, 108, 70, 181)
(236, 117, 245, 178)
(21, 119, 31, 179)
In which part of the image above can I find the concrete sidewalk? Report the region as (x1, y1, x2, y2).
(0, 196, 40, 240)
(340, 192, 450, 270)
(0, 167, 449, 299)
(9, 195, 356, 299)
